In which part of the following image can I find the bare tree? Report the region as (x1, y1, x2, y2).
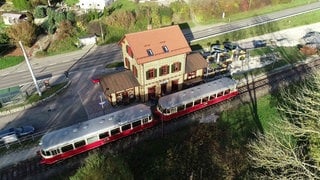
(248, 70, 320, 179)
(248, 129, 320, 179)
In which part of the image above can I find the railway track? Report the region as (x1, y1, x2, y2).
(1, 58, 320, 180)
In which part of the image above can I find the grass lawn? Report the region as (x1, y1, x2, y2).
(0, 56, 24, 70)
(26, 81, 68, 104)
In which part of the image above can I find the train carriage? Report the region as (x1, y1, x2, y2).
(155, 77, 239, 121)
(39, 104, 156, 164)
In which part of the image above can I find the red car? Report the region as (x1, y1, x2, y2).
(91, 76, 100, 84)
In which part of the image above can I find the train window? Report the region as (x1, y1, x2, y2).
(194, 99, 201, 105)
(61, 144, 74, 153)
(99, 132, 109, 139)
(111, 128, 120, 135)
(51, 150, 56, 156)
(87, 136, 98, 144)
(149, 116, 152, 121)
(217, 92, 223, 97)
(177, 105, 185, 112)
(142, 117, 149, 124)
(186, 102, 193, 108)
(225, 89, 230, 94)
(170, 108, 177, 114)
(165, 109, 170, 114)
(42, 150, 50, 156)
(46, 151, 51, 156)
(122, 124, 131, 131)
(74, 140, 86, 148)
(132, 120, 141, 128)
(202, 97, 209, 103)
(210, 94, 216, 99)
(157, 105, 164, 113)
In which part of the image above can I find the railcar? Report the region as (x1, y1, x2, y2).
(39, 104, 156, 164)
(155, 77, 239, 121)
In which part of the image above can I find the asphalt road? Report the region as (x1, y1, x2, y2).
(185, 1, 320, 42)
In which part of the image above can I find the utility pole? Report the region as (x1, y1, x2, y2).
(19, 41, 42, 97)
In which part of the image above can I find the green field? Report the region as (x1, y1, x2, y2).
(0, 56, 24, 70)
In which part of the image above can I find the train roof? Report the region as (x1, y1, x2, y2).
(158, 77, 237, 109)
(40, 104, 152, 150)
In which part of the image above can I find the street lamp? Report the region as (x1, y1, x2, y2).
(19, 41, 42, 97)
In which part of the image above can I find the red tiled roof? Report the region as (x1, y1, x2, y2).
(120, 25, 191, 64)
(100, 70, 140, 95)
(186, 52, 208, 73)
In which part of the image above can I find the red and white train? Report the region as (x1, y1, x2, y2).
(39, 77, 239, 164)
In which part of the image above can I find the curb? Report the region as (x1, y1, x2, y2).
(0, 80, 71, 116)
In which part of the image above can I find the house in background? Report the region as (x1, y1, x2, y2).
(138, 0, 176, 5)
(79, 35, 97, 46)
(77, 0, 113, 11)
(100, 25, 208, 105)
(1, 13, 27, 25)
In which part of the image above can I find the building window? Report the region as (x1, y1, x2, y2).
(147, 49, 154, 56)
(133, 65, 138, 78)
(159, 65, 169, 76)
(125, 58, 130, 70)
(171, 62, 181, 73)
(187, 71, 196, 79)
(146, 68, 157, 80)
(126, 45, 133, 58)
(162, 45, 169, 53)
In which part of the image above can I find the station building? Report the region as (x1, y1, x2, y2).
(100, 25, 208, 105)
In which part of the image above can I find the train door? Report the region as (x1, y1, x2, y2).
(161, 83, 167, 96)
(171, 80, 178, 92)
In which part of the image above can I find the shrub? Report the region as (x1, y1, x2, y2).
(34, 6, 47, 18)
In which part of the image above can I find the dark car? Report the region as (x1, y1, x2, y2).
(223, 42, 238, 51)
(302, 31, 320, 44)
(0, 125, 35, 140)
(14, 126, 35, 137)
(253, 40, 267, 48)
(303, 31, 320, 38)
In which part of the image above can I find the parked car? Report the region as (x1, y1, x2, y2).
(253, 40, 267, 48)
(0, 125, 35, 141)
(223, 42, 238, 51)
(302, 31, 320, 44)
(91, 76, 101, 84)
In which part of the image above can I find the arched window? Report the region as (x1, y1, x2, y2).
(132, 65, 138, 78)
(126, 45, 133, 58)
(125, 58, 130, 70)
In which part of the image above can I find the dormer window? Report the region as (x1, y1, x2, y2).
(147, 49, 154, 56)
(162, 45, 169, 53)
